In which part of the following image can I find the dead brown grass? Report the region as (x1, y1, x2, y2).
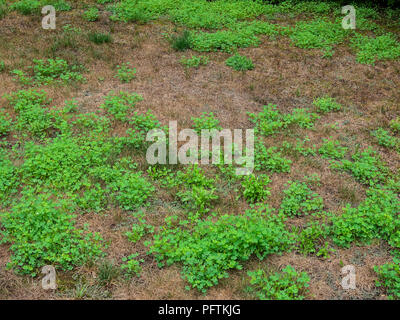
(0, 5, 399, 300)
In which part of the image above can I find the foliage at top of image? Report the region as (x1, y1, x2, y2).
(287, 18, 349, 57)
(247, 265, 310, 300)
(83, 7, 100, 22)
(225, 53, 254, 71)
(9, 0, 72, 15)
(12, 58, 85, 86)
(351, 33, 400, 65)
(110, 0, 267, 27)
(189, 21, 279, 52)
(0, 0, 7, 19)
(10, 0, 41, 15)
(149, 205, 295, 292)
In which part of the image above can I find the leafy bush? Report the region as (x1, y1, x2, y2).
(33, 58, 84, 84)
(101, 91, 143, 121)
(225, 53, 254, 71)
(180, 55, 209, 68)
(279, 180, 324, 217)
(247, 265, 310, 300)
(177, 186, 218, 217)
(0, 113, 12, 136)
(390, 118, 400, 133)
(297, 220, 330, 257)
(13, 59, 85, 85)
(371, 128, 400, 151)
(0, 192, 104, 276)
(190, 21, 278, 53)
(122, 110, 163, 149)
(249, 104, 320, 136)
(254, 142, 292, 173)
(281, 137, 316, 158)
(10, 0, 41, 15)
(313, 97, 342, 113)
(192, 112, 221, 133)
(110, 0, 158, 23)
(109, 171, 154, 211)
(168, 0, 267, 29)
(330, 185, 400, 248)
(0, 150, 18, 206)
(150, 205, 295, 292)
(288, 18, 348, 57)
(43, 0, 72, 11)
(126, 220, 154, 243)
(83, 7, 99, 22)
(351, 33, 400, 65)
(88, 32, 112, 44)
(318, 138, 348, 159)
(115, 62, 137, 83)
(174, 165, 218, 216)
(334, 147, 389, 186)
(121, 253, 144, 278)
(5, 89, 54, 138)
(285, 108, 320, 129)
(241, 174, 270, 203)
(248, 104, 286, 136)
(375, 257, 400, 300)
(21, 134, 119, 191)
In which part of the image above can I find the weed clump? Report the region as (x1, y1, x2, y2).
(115, 62, 137, 83)
(313, 97, 342, 113)
(170, 30, 192, 51)
(247, 265, 310, 300)
(0, 192, 104, 276)
(351, 33, 400, 65)
(150, 205, 295, 293)
(83, 7, 99, 22)
(225, 53, 254, 71)
(279, 180, 324, 217)
(89, 32, 112, 44)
